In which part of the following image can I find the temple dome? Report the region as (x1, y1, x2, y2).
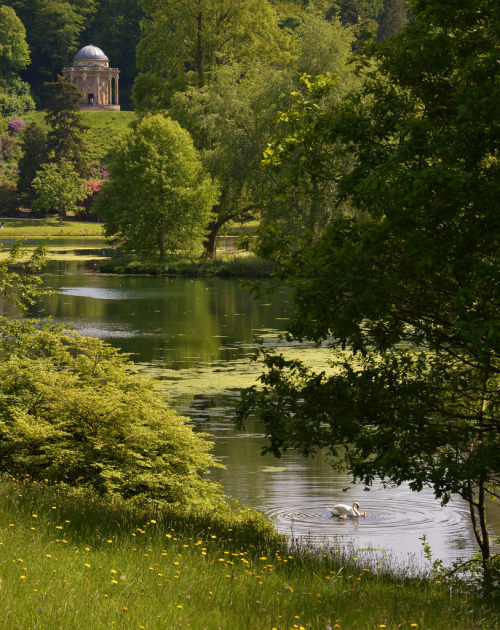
(74, 45, 109, 62)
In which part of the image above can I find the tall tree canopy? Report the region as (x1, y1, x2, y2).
(134, 0, 289, 110)
(96, 114, 219, 260)
(44, 76, 88, 175)
(0, 5, 34, 118)
(239, 0, 500, 582)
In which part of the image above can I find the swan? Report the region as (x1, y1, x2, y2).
(329, 502, 366, 519)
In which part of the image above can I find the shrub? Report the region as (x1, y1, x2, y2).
(0, 321, 224, 508)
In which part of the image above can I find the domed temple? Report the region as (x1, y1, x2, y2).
(62, 45, 120, 110)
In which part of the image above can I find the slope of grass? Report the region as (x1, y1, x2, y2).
(22, 110, 136, 164)
(0, 218, 104, 237)
(0, 478, 497, 630)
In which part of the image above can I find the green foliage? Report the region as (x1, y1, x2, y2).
(134, 0, 289, 110)
(44, 76, 88, 175)
(0, 5, 30, 77)
(17, 121, 49, 198)
(0, 6, 34, 120)
(32, 159, 87, 218)
(0, 243, 46, 310)
(241, 0, 500, 583)
(96, 114, 219, 260)
(0, 321, 224, 508)
(376, 0, 407, 41)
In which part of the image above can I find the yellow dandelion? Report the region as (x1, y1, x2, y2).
(20, 575, 27, 579)
(150, 519, 156, 524)
(110, 569, 117, 574)
(32, 514, 38, 518)
(84, 563, 91, 568)
(111, 579, 118, 584)
(106, 540, 112, 544)
(177, 605, 183, 609)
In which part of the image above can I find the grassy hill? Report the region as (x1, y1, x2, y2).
(23, 110, 136, 165)
(0, 478, 497, 630)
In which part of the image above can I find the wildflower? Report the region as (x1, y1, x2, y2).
(32, 514, 38, 518)
(111, 579, 118, 584)
(84, 563, 91, 568)
(110, 569, 117, 574)
(20, 575, 27, 579)
(106, 540, 113, 544)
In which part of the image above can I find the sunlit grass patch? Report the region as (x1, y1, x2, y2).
(0, 218, 104, 237)
(0, 477, 497, 630)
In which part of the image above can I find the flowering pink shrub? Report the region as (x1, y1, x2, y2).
(8, 117, 26, 135)
(75, 179, 103, 219)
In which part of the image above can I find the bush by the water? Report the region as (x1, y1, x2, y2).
(99, 253, 276, 277)
(0, 320, 223, 508)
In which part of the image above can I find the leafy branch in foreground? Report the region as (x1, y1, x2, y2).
(240, 0, 500, 589)
(0, 243, 47, 310)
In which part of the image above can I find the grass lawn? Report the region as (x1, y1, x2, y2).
(22, 110, 136, 164)
(0, 479, 497, 630)
(0, 218, 104, 238)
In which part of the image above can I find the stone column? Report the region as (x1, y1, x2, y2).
(114, 74, 119, 105)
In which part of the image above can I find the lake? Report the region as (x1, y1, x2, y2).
(3, 238, 498, 569)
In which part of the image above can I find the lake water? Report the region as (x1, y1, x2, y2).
(3, 239, 498, 569)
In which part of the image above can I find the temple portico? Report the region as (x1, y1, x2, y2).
(63, 45, 120, 111)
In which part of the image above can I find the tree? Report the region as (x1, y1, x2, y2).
(376, 0, 407, 41)
(32, 159, 88, 219)
(169, 61, 294, 258)
(239, 0, 500, 584)
(0, 5, 34, 119)
(166, 9, 356, 258)
(134, 0, 288, 110)
(0, 320, 223, 508)
(44, 75, 88, 175)
(0, 5, 30, 77)
(95, 114, 219, 260)
(0, 244, 46, 310)
(17, 122, 49, 200)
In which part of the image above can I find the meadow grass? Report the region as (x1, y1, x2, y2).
(22, 110, 136, 164)
(0, 478, 497, 630)
(0, 218, 104, 238)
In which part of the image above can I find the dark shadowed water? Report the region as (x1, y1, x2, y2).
(3, 242, 498, 569)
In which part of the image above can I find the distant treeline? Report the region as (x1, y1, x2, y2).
(2, 0, 408, 107)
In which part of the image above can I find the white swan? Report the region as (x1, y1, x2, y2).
(329, 502, 366, 519)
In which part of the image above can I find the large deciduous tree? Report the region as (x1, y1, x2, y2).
(134, 0, 288, 110)
(0, 5, 34, 119)
(239, 0, 500, 584)
(32, 159, 88, 219)
(95, 114, 219, 260)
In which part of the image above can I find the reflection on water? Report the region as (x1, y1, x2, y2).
(3, 247, 497, 567)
